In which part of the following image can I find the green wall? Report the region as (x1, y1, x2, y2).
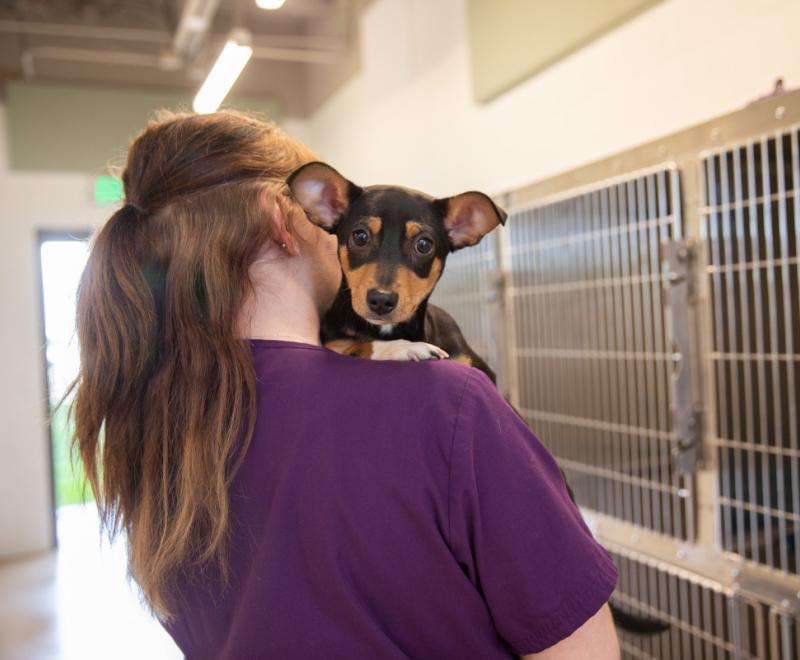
(5, 81, 280, 173)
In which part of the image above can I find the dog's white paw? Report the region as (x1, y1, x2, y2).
(371, 339, 449, 362)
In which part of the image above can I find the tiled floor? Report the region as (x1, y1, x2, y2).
(0, 504, 181, 660)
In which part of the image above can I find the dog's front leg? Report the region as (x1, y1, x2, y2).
(326, 338, 448, 362)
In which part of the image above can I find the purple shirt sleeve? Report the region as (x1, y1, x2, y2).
(448, 370, 618, 655)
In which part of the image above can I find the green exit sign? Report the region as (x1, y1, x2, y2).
(93, 175, 124, 205)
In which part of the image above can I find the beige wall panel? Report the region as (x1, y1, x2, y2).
(6, 82, 279, 173)
(467, 0, 664, 102)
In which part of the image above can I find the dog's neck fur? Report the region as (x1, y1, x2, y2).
(321, 282, 429, 344)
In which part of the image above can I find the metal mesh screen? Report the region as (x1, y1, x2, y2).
(702, 127, 800, 575)
(506, 168, 694, 539)
(611, 547, 800, 660)
(430, 232, 501, 373)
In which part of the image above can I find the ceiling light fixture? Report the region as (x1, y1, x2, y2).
(193, 29, 252, 114)
(255, 0, 286, 9)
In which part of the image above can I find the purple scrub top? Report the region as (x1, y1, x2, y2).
(164, 340, 617, 658)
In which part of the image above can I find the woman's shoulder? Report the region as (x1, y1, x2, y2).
(330, 349, 484, 401)
(250, 337, 506, 421)
(326, 354, 513, 438)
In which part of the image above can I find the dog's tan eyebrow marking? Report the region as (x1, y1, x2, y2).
(405, 221, 424, 239)
(338, 245, 351, 271)
(367, 216, 382, 236)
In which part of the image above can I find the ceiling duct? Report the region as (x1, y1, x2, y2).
(171, 0, 221, 64)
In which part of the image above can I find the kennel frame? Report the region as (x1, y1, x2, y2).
(431, 88, 800, 657)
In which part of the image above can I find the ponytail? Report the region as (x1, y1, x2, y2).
(71, 202, 157, 526)
(70, 110, 314, 617)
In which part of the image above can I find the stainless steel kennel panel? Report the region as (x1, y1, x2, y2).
(430, 231, 504, 385)
(609, 543, 800, 660)
(701, 126, 800, 576)
(505, 168, 695, 541)
(429, 90, 800, 658)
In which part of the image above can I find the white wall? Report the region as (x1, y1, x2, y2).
(0, 103, 107, 557)
(299, 0, 800, 197)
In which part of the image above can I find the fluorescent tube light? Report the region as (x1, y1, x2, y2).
(193, 30, 253, 114)
(255, 0, 286, 9)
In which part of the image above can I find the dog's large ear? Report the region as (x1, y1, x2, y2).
(436, 192, 508, 250)
(287, 162, 362, 232)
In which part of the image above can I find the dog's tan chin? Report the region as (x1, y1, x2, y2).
(352, 304, 410, 327)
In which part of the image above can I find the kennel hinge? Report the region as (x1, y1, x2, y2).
(664, 239, 702, 475)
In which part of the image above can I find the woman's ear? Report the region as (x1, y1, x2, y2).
(261, 190, 300, 256)
(286, 161, 362, 232)
(436, 192, 508, 251)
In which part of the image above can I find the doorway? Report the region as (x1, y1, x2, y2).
(38, 232, 92, 526)
(35, 230, 182, 658)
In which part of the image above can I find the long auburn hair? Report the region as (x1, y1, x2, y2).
(70, 110, 314, 617)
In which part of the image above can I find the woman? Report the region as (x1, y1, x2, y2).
(72, 111, 619, 659)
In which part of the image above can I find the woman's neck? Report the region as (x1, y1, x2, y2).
(238, 260, 323, 346)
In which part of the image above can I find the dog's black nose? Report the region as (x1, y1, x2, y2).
(367, 289, 398, 315)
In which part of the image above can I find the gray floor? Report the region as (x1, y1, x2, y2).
(0, 505, 181, 660)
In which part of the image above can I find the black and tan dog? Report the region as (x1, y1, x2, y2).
(287, 162, 668, 636)
(287, 161, 502, 378)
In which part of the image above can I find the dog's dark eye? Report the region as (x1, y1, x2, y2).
(414, 236, 433, 255)
(351, 229, 370, 247)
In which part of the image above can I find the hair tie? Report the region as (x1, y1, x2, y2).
(124, 200, 150, 216)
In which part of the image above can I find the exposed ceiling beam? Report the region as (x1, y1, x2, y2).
(0, 19, 172, 43)
(19, 44, 342, 79)
(20, 46, 162, 79)
(0, 19, 347, 52)
(250, 45, 341, 63)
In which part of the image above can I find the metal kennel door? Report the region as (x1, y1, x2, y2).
(503, 166, 694, 541)
(702, 127, 800, 577)
(432, 90, 800, 659)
